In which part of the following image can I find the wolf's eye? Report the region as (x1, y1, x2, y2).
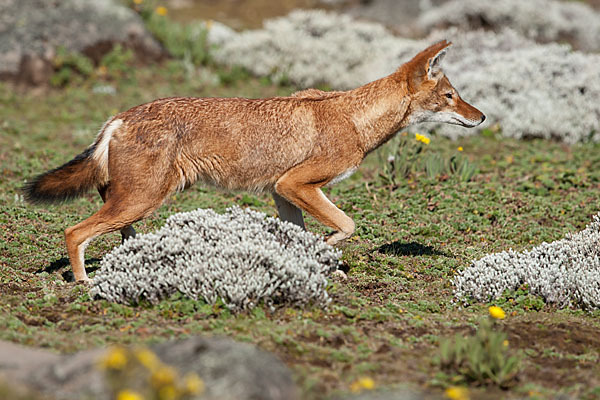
(445, 93, 453, 99)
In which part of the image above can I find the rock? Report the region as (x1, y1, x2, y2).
(153, 337, 299, 400)
(0, 340, 60, 379)
(337, 389, 433, 400)
(345, 0, 450, 37)
(0, 336, 299, 400)
(0, 0, 165, 84)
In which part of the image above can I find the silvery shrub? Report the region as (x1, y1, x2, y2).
(454, 212, 600, 311)
(91, 207, 341, 312)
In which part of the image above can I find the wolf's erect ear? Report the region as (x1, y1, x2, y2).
(407, 40, 452, 87)
(426, 41, 451, 79)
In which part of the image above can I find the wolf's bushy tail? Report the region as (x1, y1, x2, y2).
(23, 145, 103, 204)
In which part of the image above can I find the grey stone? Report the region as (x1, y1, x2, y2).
(153, 337, 299, 400)
(345, 0, 450, 37)
(0, 336, 299, 400)
(0, 0, 164, 83)
(336, 388, 439, 400)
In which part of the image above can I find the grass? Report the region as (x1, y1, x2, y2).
(1, 60, 600, 400)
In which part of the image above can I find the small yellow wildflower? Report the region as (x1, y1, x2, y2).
(445, 386, 470, 400)
(135, 348, 161, 371)
(503, 339, 509, 347)
(100, 347, 127, 370)
(133, 0, 143, 4)
(415, 133, 431, 145)
(488, 306, 506, 320)
(158, 385, 177, 400)
(457, 146, 463, 151)
(155, 6, 168, 16)
(350, 377, 376, 393)
(96, 65, 108, 76)
(151, 366, 177, 387)
(184, 373, 205, 394)
(117, 389, 144, 400)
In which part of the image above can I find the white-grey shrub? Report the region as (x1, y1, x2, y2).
(417, 0, 600, 52)
(453, 212, 600, 310)
(211, 10, 600, 143)
(90, 207, 341, 312)
(212, 10, 421, 89)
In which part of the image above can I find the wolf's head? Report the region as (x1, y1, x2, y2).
(400, 40, 485, 128)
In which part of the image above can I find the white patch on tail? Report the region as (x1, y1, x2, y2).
(92, 118, 122, 182)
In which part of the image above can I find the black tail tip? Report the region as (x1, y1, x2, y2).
(20, 174, 77, 204)
(21, 177, 49, 204)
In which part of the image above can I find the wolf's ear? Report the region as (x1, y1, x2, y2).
(426, 42, 451, 79)
(406, 40, 452, 87)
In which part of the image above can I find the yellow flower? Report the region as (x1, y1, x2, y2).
(133, 0, 143, 4)
(457, 146, 463, 151)
(503, 339, 509, 347)
(350, 377, 375, 393)
(155, 6, 168, 16)
(445, 386, 470, 400)
(158, 385, 177, 400)
(488, 306, 506, 320)
(151, 366, 177, 388)
(415, 133, 431, 144)
(135, 348, 161, 371)
(100, 347, 127, 370)
(117, 389, 144, 400)
(96, 65, 108, 76)
(184, 373, 205, 394)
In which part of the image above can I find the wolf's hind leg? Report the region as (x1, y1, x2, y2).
(66, 191, 163, 282)
(98, 186, 136, 243)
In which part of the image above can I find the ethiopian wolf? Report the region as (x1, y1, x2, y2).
(24, 40, 485, 282)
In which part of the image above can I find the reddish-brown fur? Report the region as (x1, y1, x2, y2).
(24, 41, 485, 282)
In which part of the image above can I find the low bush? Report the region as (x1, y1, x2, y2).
(454, 212, 600, 310)
(90, 207, 341, 312)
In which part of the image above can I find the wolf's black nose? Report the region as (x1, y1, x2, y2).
(481, 114, 486, 122)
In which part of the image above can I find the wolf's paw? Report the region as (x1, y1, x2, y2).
(75, 277, 93, 286)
